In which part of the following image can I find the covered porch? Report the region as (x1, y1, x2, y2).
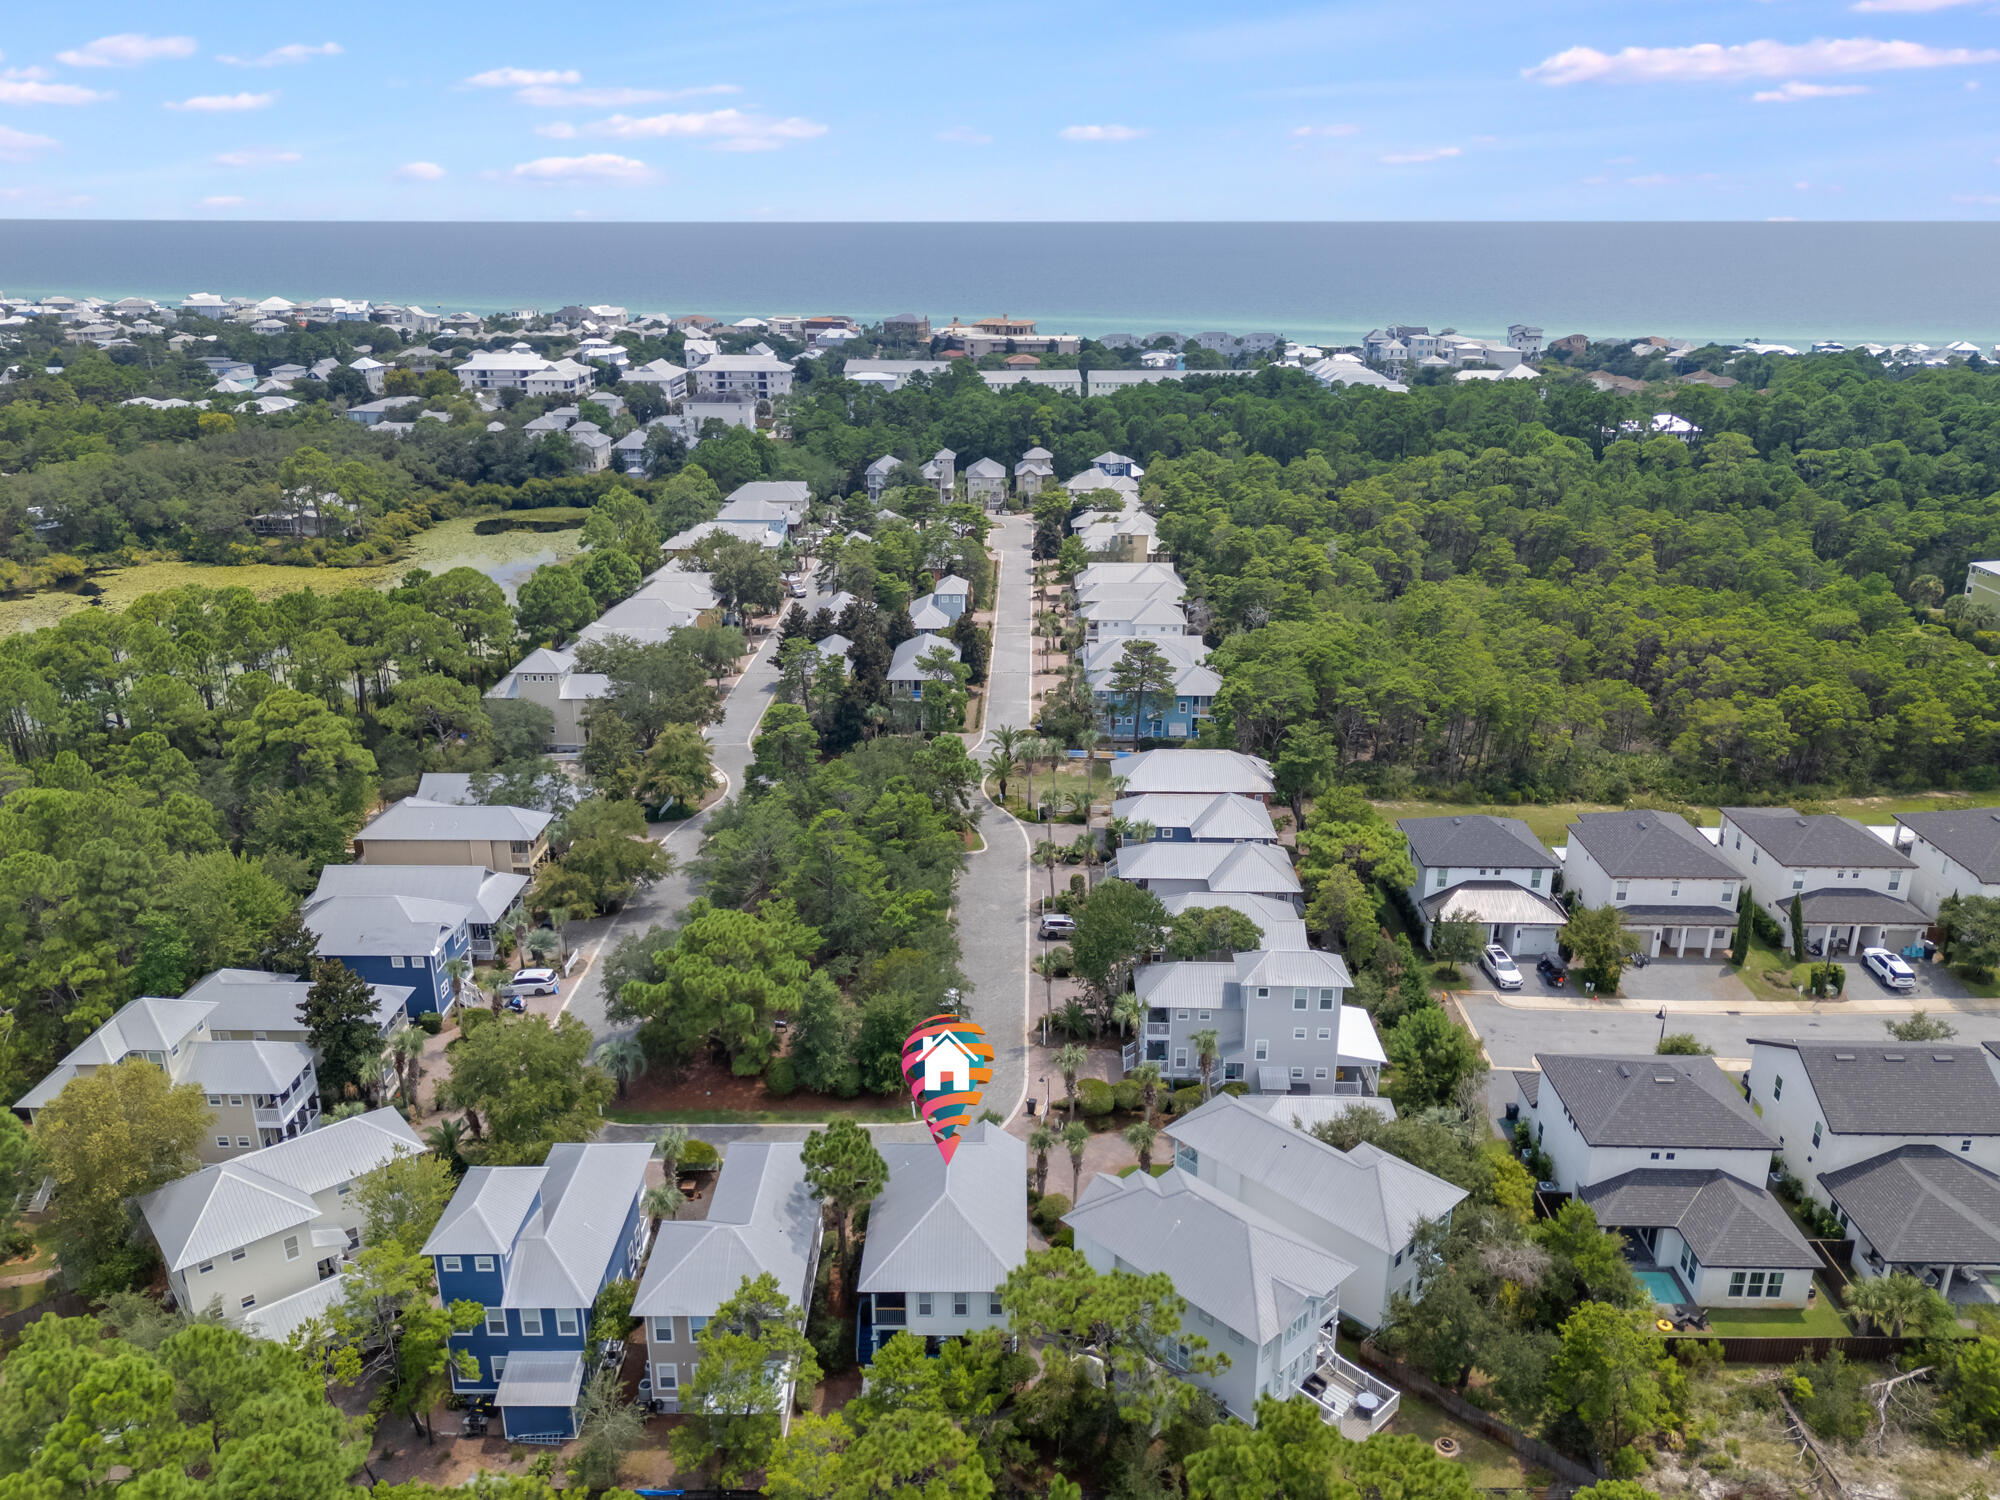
(1298, 1329, 1400, 1439)
(494, 1350, 585, 1444)
(1616, 906, 1734, 959)
(1824, 1144, 2000, 1307)
(1796, 889, 1931, 958)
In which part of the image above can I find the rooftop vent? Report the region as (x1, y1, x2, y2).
(1834, 1052, 1856, 1061)
(1882, 1053, 1905, 1062)
(1935, 1054, 1956, 1062)
(1616, 1063, 1634, 1079)
(1653, 1074, 1676, 1084)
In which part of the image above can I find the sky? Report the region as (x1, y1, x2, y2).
(0, 1, 1997, 220)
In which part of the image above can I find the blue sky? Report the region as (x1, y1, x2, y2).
(1, 1, 1997, 220)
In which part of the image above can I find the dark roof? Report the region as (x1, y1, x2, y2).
(1513, 1070, 1540, 1108)
(1615, 904, 1737, 923)
(1821, 1146, 2000, 1265)
(1582, 1169, 1818, 1270)
(1535, 1054, 1775, 1151)
(1399, 814, 1557, 870)
(1896, 809, 2000, 885)
(1749, 1041, 2000, 1135)
(1722, 808, 1913, 870)
(1569, 810, 1737, 880)
(1794, 888, 1931, 927)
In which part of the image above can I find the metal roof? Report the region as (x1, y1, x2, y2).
(302, 894, 467, 958)
(1117, 749, 1274, 798)
(1064, 1168, 1355, 1343)
(633, 1142, 818, 1318)
(1115, 840, 1300, 896)
(1420, 881, 1569, 928)
(857, 1125, 1027, 1295)
(494, 1350, 586, 1409)
(1165, 1094, 1464, 1252)
(310, 864, 528, 926)
(1748, 1041, 2000, 1135)
(887, 632, 961, 682)
(1398, 814, 1557, 870)
(189, 1040, 315, 1094)
(1567, 810, 1738, 880)
(1158, 891, 1309, 951)
(1235, 949, 1354, 991)
(1229, 1094, 1397, 1130)
(358, 797, 553, 844)
(141, 1109, 422, 1271)
(1114, 795, 1276, 843)
(242, 1272, 354, 1344)
(1535, 1053, 1776, 1151)
(1580, 1169, 1818, 1270)
(1821, 1146, 2000, 1265)
(1895, 810, 2000, 883)
(1722, 808, 1914, 870)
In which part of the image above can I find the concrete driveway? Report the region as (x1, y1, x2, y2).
(1608, 956, 1746, 1007)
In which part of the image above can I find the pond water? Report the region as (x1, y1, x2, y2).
(0, 516, 584, 633)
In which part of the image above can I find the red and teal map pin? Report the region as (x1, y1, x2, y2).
(900, 1014, 995, 1163)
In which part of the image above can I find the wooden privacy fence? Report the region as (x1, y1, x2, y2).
(1351, 1343, 1602, 1488)
(1807, 1238, 1857, 1308)
(1672, 1334, 1916, 1364)
(0, 1290, 88, 1342)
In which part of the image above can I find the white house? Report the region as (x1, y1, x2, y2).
(1564, 810, 1741, 958)
(1514, 1053, 1778, 1192)
(1116, 748, 1273, 802)
(1578, 1168, 1818, 1310)
(139, 1109, 423, 1335)
(856, 1125, 1026, 1360)
(963, 457, 1008, 508)
(454, 351, 592, 398)
(1893, 809, 2000, 911)
(621, 358, 689, 400)
(1164, 1093, 1467, 1328)
(1967, 560, 2000, 616)
(694, 353, 793, 402)
(1399, 815, 1566, 954)
(1717, 808, 1928, 956)
(1114, 840, 1301, 905)
(484, 646, 609, 753)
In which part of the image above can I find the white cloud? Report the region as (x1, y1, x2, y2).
(395, 160, 447, 180)
(1292, 123, 1360, 137)
(0, 72, 111, 104)
(1526, 37, 2000, 85)
(541, 108, 827, 151)
(1853, 0, 1978, 10)
(515, 85, 667, 107)
(508, 152, 654, 181)
(201, 195, 246, 206)
(166, 92, 274, 111)
(465, 67, 580, 87)
(217, 42, 342, 66)
(1060, 123, 1147, 142)
(57, 33, 196, 67)
(936, 126, 992, 145)
(1381, 145, 1461, 163)
(0, 124, 57, 160)
(214, 147, 302, 167)
(1753, 80, 1871, 101)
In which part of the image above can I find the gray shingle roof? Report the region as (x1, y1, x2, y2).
(1535, 1054, 1776, 1150)
(1750, 1041, 2000, 1135)
(857, 1125, 1026, 1295)
(1794, 888, 1932, 927)
(1568, 810, 1738, 880)
(358, 797, 553, 844)
(1723, 808, 1914, 870)
(1064, 1168, 1355, 1343)
(1399, 814, 1558, 870)
(1896, 809, 2000, 884)
(1581, 1169, 1817, 1270)
(633, 1142, 818, 1318)
(1821, 1146, 2000, 1264)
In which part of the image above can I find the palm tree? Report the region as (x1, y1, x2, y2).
(1130, 1062, 1163, 1125)
(1034, 839, 1067, 905)
(1053, 1043, 1088, 1122)
(595, 1037, 648, 1100)
(1112, 993, 1143, 1040)
(427, 1117, 466, 1172)
(1028, 1124, 1056, 1197)
(442, 955, 471, 1013)
(1191, 1028, 1221, 1102)
(642, 1183, 685, 1227)
(384, 1027, 427, 1108)
(654, 1124, 690, 1183)
(1062, 1121, 1090, 1201)
(548, 906, 572, 962)
(1032, 951, 1066, 1044)
(1124, 1121, 1160, 1174)
(1849, 1271, 1948, 1337)
(1069, 828, 1101, 889)
(985, 744, 1020, 808)
(1018, 735, 1048, 818)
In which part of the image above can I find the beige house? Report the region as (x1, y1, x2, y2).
(353, 798, 553, 873)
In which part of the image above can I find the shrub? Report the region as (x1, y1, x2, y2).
(1076, 1078, 1115, 1118)
(1220, 1080, 1249, 1097)
(417, 1011, 444, 1035)
(457, 1008, 491, 1037)
(1112, 1078, 1143, 1114)
(682, 1138, 720, 1171)
(1048, 1227, 1074, 1250)
(1168, 1086, 1204, 1115)
(1750, 905, 1784, 947)
(1787, 1353, 1869, 1442)
(1030, 1194, 1071, 1235)
(764, 1057, 798, 1097)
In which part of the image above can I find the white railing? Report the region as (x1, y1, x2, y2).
(1144, 1023, 1171, 1040)
(1301, 1333, 1400, 1438)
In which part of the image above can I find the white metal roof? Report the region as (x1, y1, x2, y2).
(494, 1349, 585, 1408)
(357, 797, 553, 844)
(301, 893, 468, 957)
(1116, 749, 1274, 798)
(633, 1142, 818, 1318)
(857, 1125, 1027, 1294)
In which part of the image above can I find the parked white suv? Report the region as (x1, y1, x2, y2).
(1038, 913, 1076, 941)
(509, 966, 561, 997)
(1861, 947, 1917, 992)
(1479, 945, 1523, 990)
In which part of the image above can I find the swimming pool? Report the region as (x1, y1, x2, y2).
(1634, 1268, 1688, 1305)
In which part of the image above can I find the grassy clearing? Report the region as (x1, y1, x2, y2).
(1378, 1389, 1534, 1488)
(1737, 936, 1811, 1001)
(1696, 1288, 1852, 1338)
(1373, 791, 2000, 849)
(604, 1106, 915, 1125)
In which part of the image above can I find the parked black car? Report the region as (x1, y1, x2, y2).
(1536, 954, 1568, 987)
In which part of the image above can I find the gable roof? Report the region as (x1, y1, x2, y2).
(1064, 1168, 1355, 1342)
(1117, 749, 1273, 798)
(1158, 891, 1310, 952)
(1399, 814, 1557, 870)
(1114, 839, 1301, 896)
(857, 1125, 1026, 1294)
(310, 863, 528, 926)
(888, 632, 961, 682)
(1749, 1040, 2000, 1135)
(1568, 810, 1738, 880)
(1534, 1053, 1775, 1151)
(141, 1110, 422, 1271)
(1580, 1169, 1818, 1269)
(357, 797, 553, 844)
(1822, 1146, 2000, 1264)
(1420, 880, 1570, 928)
(1895, 809, 2000, 883)
(1113, 794, 1275, 842)
(1165, 1094, 1464, 1252)
(1722, 808, 1914, 870)
(301, 893, 468, 957)
(633, 1142, 818, 1317)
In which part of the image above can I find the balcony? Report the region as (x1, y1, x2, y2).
(1144, 1023, 1171, 1040)
(1299, 1332, 1399, 1439)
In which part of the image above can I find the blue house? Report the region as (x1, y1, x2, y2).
(1081, 636, 1221, 742)
(300, 894, 472, 1018)
(928, 574, 972, 621)
(422, 1142, 653, 1442)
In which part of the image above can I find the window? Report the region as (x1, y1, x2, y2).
(491, 1356, 507, 1382)
(521, 1309, 542, 1337)
(953, 1293, 969, 1318)
(1224, 1062, 1244, 1081)
(475, 1256, 495, 1273)
(1964, 1139, 1974, 1153)
(1292, 990, 1307, 1010)
(391, 955, 406, 968)
(1197, 1010, 1210, 1021)
(990, 1293, 1003, 1316)
(917, 1293, 932, 1317)
(240, 1295, 256, 1310)
(236, 1136, 251, 1148)
(485, 1307, 507, 1336)
(1314, 1067, 1329, 1080)
(1734, 831, 1741, 850)
(1318, 989, 1335, 1009)
(654, 1365, 677, 1392)
(1812, 1122, 1822, 1148)
(216, 1136, 230, 1149)
(207, 1094, 222, 1106)
(229, 1095, 243, 1107)
(1773, 1075, 1784, 1101)
(335, 1182, 351, 1197)
(413, 956, 426, 969)
(1433, 868, 1447, 889)
(198, 1261, 213, 1275)
(690, 1317, 708, 1335)
(1651, 1151, 1661, 1160)
(1317, 1027, 1331, 1041)
(1253, 1039, 1269, 1061)
(1722, 885, 1735, 903)
(1530, 868, 1544, 889)
(652, 1318, 673, 1343)
(557, 1310, 579, 1336)
(1615, 881, 1629, 902)
(1290, 1067, 1304, 1079)
(1765, 1273, 1785, 1300)
(441, 1255, 462, 1273)
(1888, 872, 1902, 892)
(1174, 1048, 1188, 1070)
(1293, 1027, 1306, 1040)
(283, 1236, 300, 1261)
(1792, 877, 1804, 890)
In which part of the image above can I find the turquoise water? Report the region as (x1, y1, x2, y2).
(2, 221, 1997, 347)
(1634, 1268, 1687, 1305)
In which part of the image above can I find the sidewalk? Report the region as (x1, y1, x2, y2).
(1461, 985, 1976, 1017)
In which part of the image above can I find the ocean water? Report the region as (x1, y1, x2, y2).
(1, 220, 1996, 348)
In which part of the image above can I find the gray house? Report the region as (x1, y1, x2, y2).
(1821, 1146, 2000, 1298)
(887, 633, 961, 701)
(1400, 814, 1566, 954)
(1134, 948, 1383, 1096)
(308, 863, 528, 961)
(864, 454, 902, 500)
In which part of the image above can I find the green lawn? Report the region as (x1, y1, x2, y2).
(1695, 1288, 1852, 1338)
(1379, 1388, 1534, 1488)
(1116, 1163, 1172, 1178)
(1737, 936, 1811, 1001)
(604, 1106, 915, 1125)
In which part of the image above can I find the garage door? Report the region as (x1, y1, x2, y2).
(1510, 926, 1556, 956)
